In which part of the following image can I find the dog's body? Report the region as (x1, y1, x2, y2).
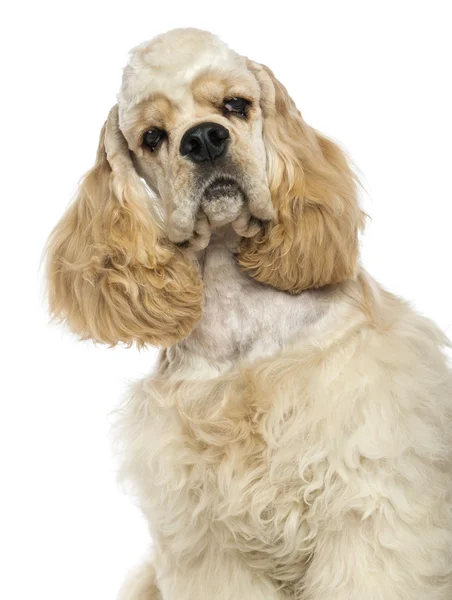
(118, 247, 452, 600)
(47, 29, 452, 599)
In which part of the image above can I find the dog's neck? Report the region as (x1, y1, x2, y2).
(167, 226, 334, 378)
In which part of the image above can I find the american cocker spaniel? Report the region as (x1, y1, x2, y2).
(47, 28, 452, 600)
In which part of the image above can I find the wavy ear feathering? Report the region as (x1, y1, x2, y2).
(46, 106, 203, 348)
(237, 62, 365, 293)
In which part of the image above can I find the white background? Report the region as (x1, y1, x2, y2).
(1, 1, 451, 598)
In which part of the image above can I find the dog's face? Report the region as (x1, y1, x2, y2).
(118, 30, 273, 244)
(46, 29, 364, 347)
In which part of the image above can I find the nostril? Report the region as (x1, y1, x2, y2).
(208, 126, 229, 147)
(180, 133, 202, 158)
(187, 138, 201, 154)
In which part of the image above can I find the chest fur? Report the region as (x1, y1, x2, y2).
(120, 373, 325, 581)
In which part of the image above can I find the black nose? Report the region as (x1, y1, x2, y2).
(180, 122, 230, 164)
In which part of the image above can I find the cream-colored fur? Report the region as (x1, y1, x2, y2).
(116, 263, 452, 600)
(47, 29, 452, 599)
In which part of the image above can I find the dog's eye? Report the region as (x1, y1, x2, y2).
(143, 128, 167, 151)
(223, 97, 250, 117)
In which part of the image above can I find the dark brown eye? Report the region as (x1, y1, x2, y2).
(143, 128, 166, 151)
(223, 97, 250, 117)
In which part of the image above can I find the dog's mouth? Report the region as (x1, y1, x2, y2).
(200, 176, 245, 228)
(168, 170, 274, 248)
(203, 177, 243, 202)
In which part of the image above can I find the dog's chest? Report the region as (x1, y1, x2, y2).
(128, 239, 331, 580)
(129, 384, 317, 582)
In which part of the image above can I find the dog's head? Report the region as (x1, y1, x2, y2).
(47, 28, 364, 347)
(118, 29, 273, 243)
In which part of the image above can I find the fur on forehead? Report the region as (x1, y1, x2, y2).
(118, 28, 247, 113)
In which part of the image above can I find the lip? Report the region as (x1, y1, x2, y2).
(203, 177, 242, 201)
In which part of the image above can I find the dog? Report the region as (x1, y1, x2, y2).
(46, 28, 452, 599)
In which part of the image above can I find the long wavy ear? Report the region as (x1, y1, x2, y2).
(237, 62, 365, 293)
(46, 106, 202, 348)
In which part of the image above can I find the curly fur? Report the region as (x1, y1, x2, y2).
(116, 285, 452, 599)
(47, 106, 203, 347)
(237, 63, 365, 292)
(46, 28, 452, 600)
